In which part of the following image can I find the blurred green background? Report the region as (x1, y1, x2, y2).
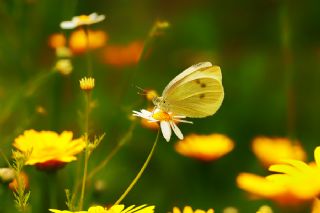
(1, 0, 320, 212)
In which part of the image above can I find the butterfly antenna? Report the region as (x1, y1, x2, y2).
(135, 85, 147, 96)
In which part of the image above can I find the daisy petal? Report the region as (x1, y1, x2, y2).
(60, 21, 77, 29)
(315, 146, 320, 168)
(160, 121, 171, 142)
(170, 121, 183, 140)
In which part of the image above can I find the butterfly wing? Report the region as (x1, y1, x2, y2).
(161, 65, 224, 118)
(162, 62, 214, 96)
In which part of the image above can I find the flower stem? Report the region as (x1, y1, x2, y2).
(48, 172, 58, 209)
(83, 26, 93, 76)
(78, 145, 89, 210)
(114, 130, 160, 205)
(78, 91, 91, 210)
(87, 122, 136, 180)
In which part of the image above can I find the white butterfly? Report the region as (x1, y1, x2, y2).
(153, 62, 224, 118)
(134, 62, 224, 141)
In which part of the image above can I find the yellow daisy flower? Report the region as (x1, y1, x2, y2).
(60, 13, 105, 29)
(267, 146, 320, 200)
(236, 172, 309, 205)
(252, 136, 306, 167)
(80, 77, 95, 91)
(174, 134, 234, 161)
(13, 130, 85, 170)
(49, 204, 155, 213)
(171, 206, 214, 213)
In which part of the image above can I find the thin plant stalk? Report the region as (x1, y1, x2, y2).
(114, 130, 160, 205)
(87, 122, 136, 180)
(83, 26, 93, 76)
(78, 91, 91, 210)
(48, 172, 58, 209)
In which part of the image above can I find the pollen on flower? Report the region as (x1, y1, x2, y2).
(152, 110, 172, 121)
(80, 77, 95, 91)
(78, 15, 91, 22)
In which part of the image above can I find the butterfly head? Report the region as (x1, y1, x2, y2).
(152, 96, 169, 112)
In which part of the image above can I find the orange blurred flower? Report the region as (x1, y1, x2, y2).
(252, 136, 306, 168)
(174, 134, 234, 161)
(144, 89, 158, 102)
(13, 130, 85, 170)
(69, 29, 108, 54)
(140, 116, 159, 130)
(102, 41, 143, 67)
(236, 172, 307, 206)
(48, 33, 66, 49)
(8, 172, 29, 191)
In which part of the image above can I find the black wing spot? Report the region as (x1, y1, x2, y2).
(195, 79, 201, 84)
(200, 83, 206, 88)
(199, 94, 205, 99)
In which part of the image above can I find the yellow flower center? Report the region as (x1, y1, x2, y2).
(78, 15, 91, 23)
(152, 110, 171, 121)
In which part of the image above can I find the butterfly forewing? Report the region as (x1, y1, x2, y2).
(162, 62, 213, 96)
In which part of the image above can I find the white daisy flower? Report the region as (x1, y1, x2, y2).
(60, 13, 105, 29)
(133, 108, 192, 142)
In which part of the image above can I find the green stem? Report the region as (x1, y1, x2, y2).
(87, 123, 135, 181)
(48, 172, 58, 209)
(114, 130, 159, 205)
(78, 146, 89, 210)
(85, 92, 91, 135)
(83, 26, 93, 76)
(78, 91, 91, 210)
(0, 149, 11, 166)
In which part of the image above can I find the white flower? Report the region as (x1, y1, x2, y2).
(133, 108, 192, 142)
(60, 13, 105, 29)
